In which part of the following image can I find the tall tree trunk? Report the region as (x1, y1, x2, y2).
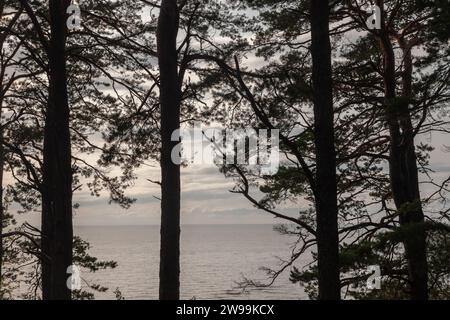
(310, 0, 341, 300)
(157, 0, 181, 300)
(377, 1, 428, 300)
(41, 0, 73, 300)
(397, 39, 428, 300)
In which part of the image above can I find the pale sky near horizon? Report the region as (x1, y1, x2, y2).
(12, 129, 450, 227)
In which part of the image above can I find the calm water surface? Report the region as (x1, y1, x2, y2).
(75, 225, 306, 300)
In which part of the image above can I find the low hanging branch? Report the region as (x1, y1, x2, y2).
(0, 231, 42, 257)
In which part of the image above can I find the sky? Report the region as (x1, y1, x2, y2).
(12, 127, 449, 227)
(5, 18, 449, 228)
(16, 162, 297, 227)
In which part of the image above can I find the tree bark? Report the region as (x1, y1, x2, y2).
(41, 0, 73, 300)
(377, 1, 428, 300)
(397, 38, 428, 300)
(310, 0, 341, 300)
(157, 0, 181, 300)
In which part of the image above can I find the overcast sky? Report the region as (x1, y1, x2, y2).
(7, 38, 449, 227)
(11, 128, 448, 227)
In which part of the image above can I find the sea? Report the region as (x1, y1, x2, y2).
(75, 224, 307, 300)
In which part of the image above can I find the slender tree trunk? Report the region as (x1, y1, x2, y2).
(310, 0, 341, 300)
(41, 0, 73, 300)
(397, 40, 428, 300)
(377, 2, 428, 300)
(157, 0, 181, 300)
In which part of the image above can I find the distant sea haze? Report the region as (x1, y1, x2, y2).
(76, 224, 306, 300)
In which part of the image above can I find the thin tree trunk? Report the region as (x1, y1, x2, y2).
(157, 0, 181, 300)
(398, 39, 428, 300)
(310, 0, 341, 300)
(41, 0, 73, 300)
(377, 1, 428, 300)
